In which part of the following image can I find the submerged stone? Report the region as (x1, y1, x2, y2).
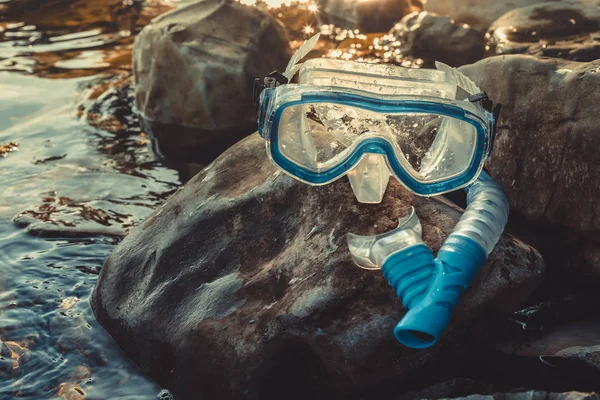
(92, 133, 544, 400)
(0, 141, 19, 158)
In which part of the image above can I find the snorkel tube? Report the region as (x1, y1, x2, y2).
(347, 171, 509, 348)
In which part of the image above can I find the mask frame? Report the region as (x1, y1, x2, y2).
(259, 87, 493, 198)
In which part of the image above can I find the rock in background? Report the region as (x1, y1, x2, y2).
(92, 134, 544, 400)
(486, 0, 600, 61)
(460, 56, 600, 233)
(0, 0, 144, 29)
(320, 0, 415, 33)
(423, 0, 558, 31)
(384, 11, 485, 67)
(460, 55, 600, 279)
(133, 0, 290, 166)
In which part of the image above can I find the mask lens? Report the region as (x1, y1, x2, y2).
(277, 102, 478, 182)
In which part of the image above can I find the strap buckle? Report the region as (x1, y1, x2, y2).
(253, 70, 289, 111)
(468, 92, 502, 155)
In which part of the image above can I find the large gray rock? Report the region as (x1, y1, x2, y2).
(133, 0, 290, 163)
(92, 133, 544, 400)
(384, 12, 485, 67)
(459, 56, 600, 233)
(460, 56, 600, 281)
(486, 1, 600, 61)
(423, 0, 558, 31)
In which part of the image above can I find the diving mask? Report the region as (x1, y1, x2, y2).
(253, 35, 509, 349)
(256, 39, 499, 203)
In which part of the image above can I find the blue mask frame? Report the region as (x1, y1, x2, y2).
(259, 89, 494, 196)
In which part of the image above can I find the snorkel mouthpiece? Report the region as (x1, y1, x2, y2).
(347, 172, 509, 348)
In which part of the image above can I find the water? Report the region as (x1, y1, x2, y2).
(0, 225, 165, 398)
(0, 1, 180, 398)
(0, 0, 403, 397)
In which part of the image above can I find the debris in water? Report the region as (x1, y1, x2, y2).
(34, 154, 67, 164)
(0, 141, 19, 158)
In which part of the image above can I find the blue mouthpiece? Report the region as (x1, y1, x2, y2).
(382, 237, 486, 348)
(347, 171, 509, 348)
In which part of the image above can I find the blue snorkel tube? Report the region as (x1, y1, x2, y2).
(347, 171, 509, 348)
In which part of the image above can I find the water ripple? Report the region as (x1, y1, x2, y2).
(0, 2, 179, 397)
(0, 223, 162, 398)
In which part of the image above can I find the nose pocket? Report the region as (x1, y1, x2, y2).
(346, 153, 391, 203)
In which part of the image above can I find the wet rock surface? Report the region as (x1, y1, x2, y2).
(423, 0, 558, 31)
(395, 374, 599, 399)
(460, 56, 600, 280)
(459, 56, 600, 233)
(396, 375, 599, 400)
(486, 0, 600, 61)
(133, 0, 290, 164)
(385, 12, 485, 67)
(92, 133, 544, 400)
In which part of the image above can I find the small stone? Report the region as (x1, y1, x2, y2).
(157, 389, 174, 400)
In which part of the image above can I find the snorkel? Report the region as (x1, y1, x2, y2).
(347, 171, 508, 347)
(254, 34, 509, 348)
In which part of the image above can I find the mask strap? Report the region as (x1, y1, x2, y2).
(435, 61, 481, 96)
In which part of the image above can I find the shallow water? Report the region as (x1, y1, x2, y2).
(0, 1, 180, 398)
(0, 0, 406, 398)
